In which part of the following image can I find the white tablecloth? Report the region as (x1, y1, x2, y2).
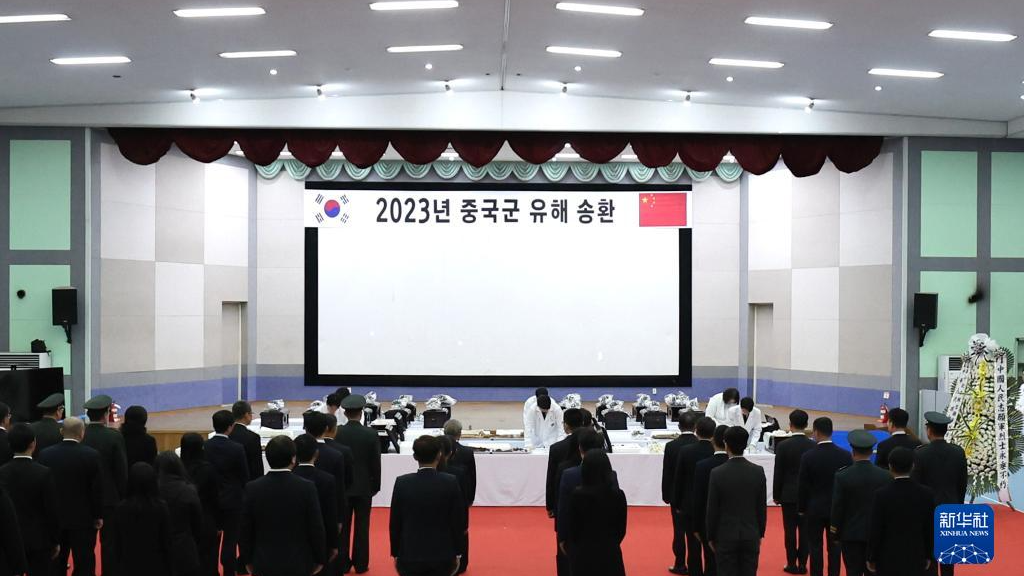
(371, 451, 776, 507)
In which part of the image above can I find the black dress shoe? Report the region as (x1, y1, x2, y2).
(354, 568, 369, 574)
(783, 566, 802, 574)
(668, 567, 688, 575)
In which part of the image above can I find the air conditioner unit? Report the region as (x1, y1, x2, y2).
(0, 353, 51, 371)
(937, 355, 963, 393)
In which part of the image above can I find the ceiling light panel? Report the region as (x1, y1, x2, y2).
(51, 56, 131, 65)
(547, 46, 622, 58)
(369, 1, 459, 10)
(744, 16, 832, 30)
(868, 68, 943, 79)
(928, 29, 1016, 42)
(387, 44, 463, 53)
(709, 58, 784, 69)
(0, 14, 70, 24)
(555, 3, 644, 17)
(219, 50, 297, 58)
(173, 7, 267, 18)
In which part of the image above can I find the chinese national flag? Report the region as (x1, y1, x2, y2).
(638, 192, 688, 227)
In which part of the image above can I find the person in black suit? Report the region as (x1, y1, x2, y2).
(875, 408, 921, 470)
(230, 402, 265, 482)
(294, 435, 340, 573)
(829, 430, 892, 576)
(0, 482, 26, 576)
(691, 425, 729, 576)
(390, 436, 467, 576)
(155, 452, 204, 576)
(911, 412, 968, 576)
(321, 414, 356, 492)
(773, 409, 815, 574)
(664, 411, 700, 574)
(546, 408, 585, 517)
(563, 449, 627, 576)
(0, 403, 13, 465)
(0, 424, 51, 576)
(672, 416, 717, 576)
(798, 417, 852, 576)
(108, 463, 173, 576)
(120, 405, 158, 467)
(82, 394, 129, 576)
(241, 436, 326, 576)
(205, 410, 250, 576)
(334, 395, 381, 574)
(867, 448, 935, 576)
(706, 426, 767, 576)
(305, 413, 350, 529)
(180, 433, 222, 576)
(442, 419, 476, 575)
(37, 417, 103, 576)
(555, 429, 620, 556)
(31, 393, 65, 458)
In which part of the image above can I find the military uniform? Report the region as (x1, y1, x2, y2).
(335, 395, 382, 574)
(829, 430, 892, 576)
(30, 393, 64, 458)
(912, 412, 968, 576)
(81, 395, 128, 576)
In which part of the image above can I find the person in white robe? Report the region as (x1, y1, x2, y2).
(725, 397, 764, 447)
(524, 394, 563, 450)
(704, 387, 740, 425)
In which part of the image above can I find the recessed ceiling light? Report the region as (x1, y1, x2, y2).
(574, 65, 582, 72)
(555, 3, 644, 17)
(173, 7, 266, 18)
(50, 56, 131, 65)
(744, 16, 832, 30)
(219, 50, 296, 59)
(725, 76, 734, 82)
(387, 44, 463, 53)
(709, 58, 784, 69)
(369, 1, 459, 11)
(874, 85, 882, 91)
(269, 68, 278, 75)
(425, 62, 434, 70)
(928, 29, 1016, 42)
(547, 46, 622, 58)
(868, 68, 943, 79)
(0, 14, 70, 24)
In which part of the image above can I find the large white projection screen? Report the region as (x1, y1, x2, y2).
(311, 188, 686, 379)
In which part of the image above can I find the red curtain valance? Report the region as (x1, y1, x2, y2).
(107, 128, 883, 176)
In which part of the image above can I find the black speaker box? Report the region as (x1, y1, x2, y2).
(52, 287, 78, 326)
(913, 292, 938, 330)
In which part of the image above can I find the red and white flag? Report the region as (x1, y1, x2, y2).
(638, 192, 689, 227)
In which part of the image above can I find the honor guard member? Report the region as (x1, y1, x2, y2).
(911, 412, 968, 576)
(874, 408, 921, 470)
(335, 394, 382, 574)
(31, 393, 65, 457)
(829, 430, 892, 576)
(798, 417, 852, 576)
(82, 394, 128, 576)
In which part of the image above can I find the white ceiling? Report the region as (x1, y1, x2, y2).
(2, 0, 1024, 127)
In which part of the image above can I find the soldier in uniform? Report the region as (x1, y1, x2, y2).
(829, 430, 891, 576)
(82, 395, 128, 576)
(911, 412, 968, 576)
(31, 393, 65, 457)
(867, 447, 935, 576)
(875, 408, 921, 470)
(335, 394, 382, 574)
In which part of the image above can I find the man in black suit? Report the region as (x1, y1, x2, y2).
(911, 412, 967, 576)
(81, 394, 127, 576)
(335, 395, 381, 574)
(875, 408, 921, 470)
(443, 419, 476, 574)
(829, 430, 891, 576)
(390, 435, 467, 576)
(305, 412, 349, 576)
(797, 417, 851, 576)
(322, 413, 356, 492)
(867, 448, 935, 576)
(664, 411, 700, 574)
(31, 393, 65, 457)
(773, 409, 815, 574)
(37, 417, 103, 576)
(294, 434, 340, 572)
(545, 408, 585, 518)
(0, 423, 58, 576)
(241, 436, 326, 576)
(0, 403, 13, 465)
(691, 425, 729, 576)
(672, 416, 717, 576)
(706, 426, 766, 576)
(205, 409, 250, 576)
(230, 401, 265, 481)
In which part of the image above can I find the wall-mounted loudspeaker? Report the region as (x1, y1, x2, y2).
(52, 287, 78, 344)
(913, 292, 937, 347)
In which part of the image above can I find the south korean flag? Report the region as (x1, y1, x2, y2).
(305, 191, 350, 227)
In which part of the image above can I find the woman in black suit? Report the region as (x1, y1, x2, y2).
(565, 450, 628, 576)
(121, 405, 158, 466)
(155, 452, 204, 576)
(180, 433, 222, 576)
(109, 462, 172, 576)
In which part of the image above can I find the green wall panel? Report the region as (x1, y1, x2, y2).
(920, 151, 977, 257)
(9, 265, 72, 374)
(919, 271, 977, 378)
(990, 273, 1024, 363)
(991, 152, 1024, 258)
(9, 140, 71, 250)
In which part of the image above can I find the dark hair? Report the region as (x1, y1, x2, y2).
(695, 416, 717, 439)
(334, 387, 351, 401)
(889, 408, 910, 428)
(294, 434, 319, 463)
(343, 408, 362, 419)
(580, 409, 594, 427)
(304, 411, 328, 437)
(723, 388, 740, 404)
(852, 444, 874, 457)
(326, 393, 341, 408)
(437, 434, 455, 458)
(577, 429, 605, 452)
(7, 423, 34, 453)
(537, 395, 552, 410)
(120, 405, 149, 437)
(323, 413, 338, 431)
(724, 426, 750, 454)
(154, 451, 188, 481)
(813, 417, 834, 437)
(231, 401, 252, 421)
(125, 463, 162, 506)
(535, 387, 549, 397)
(678, 411, 699, 432)
(179, 432, 205, 463)
(889, 447, 914, 474)
(412, 435, 441, 464)
(740, 397, 754, 411)
(789, 409, 809, 429)
(86, 408, 107, 422)
(926, 421, 948, 436)
(712, 424, 729, 449)
(265, 436, 296, 469)
(0, 402, 10, 422)
(563, 408, 584, 430)
(212, 410, 235, 434)
(580, 449, 614, 488)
